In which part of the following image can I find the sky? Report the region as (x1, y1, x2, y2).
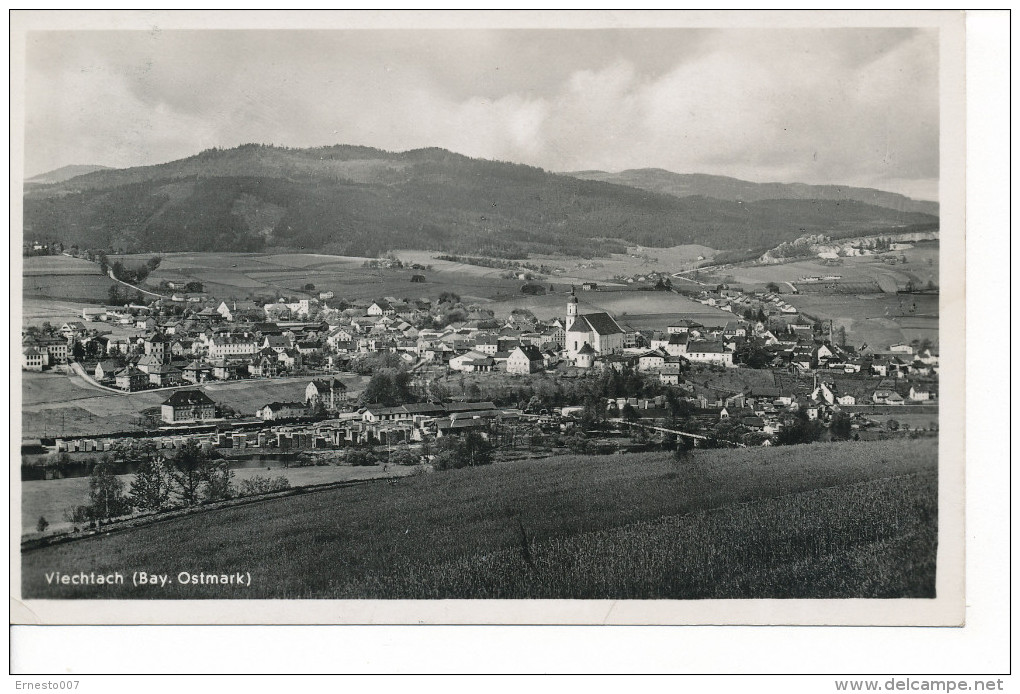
(23, 27, 939, 200)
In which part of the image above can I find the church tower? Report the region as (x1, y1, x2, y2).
(566, 287, 578, 332)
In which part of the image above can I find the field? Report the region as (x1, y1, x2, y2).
(23, 255, 120, 303)
(787, 293, 939, 349)
(20, 438, 938, 599)
(496, 287, 733, 328)
(113, 251, 532, 304)
(19, 372, 368, 439)
(20, 299, 104, 328)
(705, 247, 938, 295)
(397, 244, 719, 285)
(21, 463, 411, 536)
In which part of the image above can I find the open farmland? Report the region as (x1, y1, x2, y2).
(706, 248, 939, 295)
(21, 438, 937, 599)
(20, 373, 367, 439)
(787, 293, 939, 349)
(113, 251, 532, 303)
(397, 244, 719, 285)
(23, 255, 119, 303)
(496, 287, 733, 327)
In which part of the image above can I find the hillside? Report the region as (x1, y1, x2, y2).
(21, 438, 937, 599)
(25, 164, 111, 186)
(24, 144, 938, 257)
(568, 169, 939, 216)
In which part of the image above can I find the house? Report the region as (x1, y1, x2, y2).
(367, 301, 395, 317)
(637, 349, 667, 372)
(872, 382, 905, 405)
(210, 359, 244, 381)
(59, 321, 86, 339)
(506, 345, 544, 375)
(256, 402, 307, 421)
(277, 348, 303, 370)
(94, 359, 121, 381)
(22, 347, 45, 371)
(685, 340, 734, 367)
(161, 390, 217, 424)
(909, 385, 934, 402)
(659, 365, 684, 385)
(182, 361, 213, 384)
(147, 364, 182, 387)
(664, 332, 689, 356)
(837, 394, 857, 406)
(306, 378, 348, 411)
(581, 282, 597, 291)
(106, 337, 132, 355)
(209, 336, 259, 359)
(263, 335, 293, 354)
(449, 351, 495, 373)
(115, 366, 148, 392)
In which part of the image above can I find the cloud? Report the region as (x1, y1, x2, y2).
(23, 28, 939, 199)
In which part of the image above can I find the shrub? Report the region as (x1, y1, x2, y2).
(239, 475, 292, 497)
(343, 449, 378, 466)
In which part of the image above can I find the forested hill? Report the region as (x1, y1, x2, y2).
(568, 168, 939, 217)
(24, 144, 938, 257)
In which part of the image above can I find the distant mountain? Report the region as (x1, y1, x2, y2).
(24, 145, 938, 257)
(25, 164, 111, 186)
(567, 169, 939, 217)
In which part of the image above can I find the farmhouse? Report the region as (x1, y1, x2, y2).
(161, 390, 217, 424)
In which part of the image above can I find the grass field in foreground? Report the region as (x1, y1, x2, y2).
(21, 438, 937, 599)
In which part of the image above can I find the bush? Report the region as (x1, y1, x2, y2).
(36, 516, 49, 533)
(343, 449, 378, 466)
(388, 447, 421, 466)
(239, 475, 292, 497)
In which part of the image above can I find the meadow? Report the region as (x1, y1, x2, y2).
(707, 248, 939, 295)
(20, 373, 366, 439)
(787, 293, 939, 349)
(23, 255, 120, 303)
(20, 438, 938, 599)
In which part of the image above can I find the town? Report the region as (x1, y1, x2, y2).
(22, 252, 939, 473)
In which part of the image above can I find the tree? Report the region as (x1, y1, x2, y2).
(388, 446, 421, 466)
(167, 440, 212, 506)
(87, 458, 132, 521)
(203, 462, 235, 502)
(303, 283, 316, 291)
(36, 516, 49, 533)
(462, 431, 494, 466)
(129, 455, 174, 512)
(766, 282, 781, 293)
(886, 419, 900, 432)
(829, 412, 853, 440)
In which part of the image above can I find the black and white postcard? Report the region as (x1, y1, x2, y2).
(11, 10, 967, 628)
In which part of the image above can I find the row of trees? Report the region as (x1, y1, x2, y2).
(62, 441, 289, 528)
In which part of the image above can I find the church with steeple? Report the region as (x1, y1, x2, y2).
(564, 287, 625, 361)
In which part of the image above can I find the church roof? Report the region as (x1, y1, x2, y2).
(569, 312, 623, 336)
